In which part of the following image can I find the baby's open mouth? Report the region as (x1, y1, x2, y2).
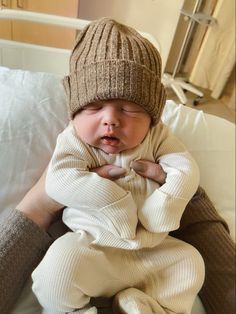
(101, 136, 120, 145)
(102, 136, 118, 140)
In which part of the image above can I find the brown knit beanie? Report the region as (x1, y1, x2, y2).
(63, 17, 166, 125)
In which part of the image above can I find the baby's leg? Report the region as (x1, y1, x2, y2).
(32, 231, 129, 313)
(113, 237, 205, 314)
(136, 237, 205, 314)
(32, 231, 95, 313)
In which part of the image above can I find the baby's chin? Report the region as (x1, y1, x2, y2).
(90, 139, 134, 154)
(99, 143, 139, 155)
(99, 145, 124, 155)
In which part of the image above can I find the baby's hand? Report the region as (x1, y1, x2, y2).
(90, 164, 126, 180)
(131, 160, 166, 185)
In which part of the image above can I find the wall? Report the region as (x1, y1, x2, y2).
(78, 0, 184, 70)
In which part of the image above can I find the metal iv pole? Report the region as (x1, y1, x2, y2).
(162, 0, 216, 104)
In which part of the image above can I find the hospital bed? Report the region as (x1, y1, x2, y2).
(0, 9, 235, 314)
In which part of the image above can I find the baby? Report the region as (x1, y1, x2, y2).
(32, 18, 205, 314)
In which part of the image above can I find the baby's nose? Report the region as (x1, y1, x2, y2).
(102, 109, 120, 127)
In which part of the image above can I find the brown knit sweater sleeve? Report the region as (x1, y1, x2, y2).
(0, 208, 52, 314)
(171, 187, 236, 314)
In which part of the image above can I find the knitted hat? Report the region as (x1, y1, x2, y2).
(63, 17, 166, 125)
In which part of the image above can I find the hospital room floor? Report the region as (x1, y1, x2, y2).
(166, 87, 236, 124)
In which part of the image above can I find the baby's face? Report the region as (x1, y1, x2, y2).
(73, 100, 151, 154)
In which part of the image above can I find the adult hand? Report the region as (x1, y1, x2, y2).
(91, 160, 166, 185)
(16, 169, 64, 231)
(90, 164, 127, 180)
(131, 160, 166, 185)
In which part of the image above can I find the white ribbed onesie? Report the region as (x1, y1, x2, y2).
(32, 122, 205, 314)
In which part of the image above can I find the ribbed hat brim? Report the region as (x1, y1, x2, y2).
(67, 60, 166, 124)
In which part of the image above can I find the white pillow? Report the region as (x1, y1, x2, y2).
(162, 100, 235, 241)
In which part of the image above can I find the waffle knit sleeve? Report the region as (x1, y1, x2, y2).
(138, 124, 200, 233)
(0, 208, 52, 314)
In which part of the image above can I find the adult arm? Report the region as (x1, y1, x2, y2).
(0, 170, 63, 314)
(171, 187, 235, 314)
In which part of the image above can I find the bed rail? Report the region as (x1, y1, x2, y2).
(0, 8, 160, 74)
(0, 8, 90, 30)
(0, 8, 160, 51)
